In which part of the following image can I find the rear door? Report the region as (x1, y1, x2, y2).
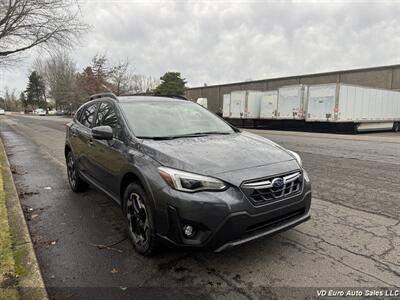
(222, 94, 231, 118)
(245, 91, 262, 119)
(230, 91, 246, 118)
(307, 84, 336, 121)
(91, 101, 127, 195)
(260, 91, 278, 119)
(68, 106, 85, 157)
(277, 86, 300, 119)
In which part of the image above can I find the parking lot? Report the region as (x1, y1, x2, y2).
(0, 114, 399, 299)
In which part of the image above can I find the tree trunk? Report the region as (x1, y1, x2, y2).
(43, 91, 48, 114)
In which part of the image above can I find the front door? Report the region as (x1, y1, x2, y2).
(91, 101, 127, 195)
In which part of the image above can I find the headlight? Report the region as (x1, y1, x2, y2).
(288, 150, 302, 167)
(158, 167, 227, 192)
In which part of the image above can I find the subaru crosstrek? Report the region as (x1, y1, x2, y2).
(65, 93, 311, 255)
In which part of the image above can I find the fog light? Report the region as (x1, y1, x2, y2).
(183, 225, 195, 238)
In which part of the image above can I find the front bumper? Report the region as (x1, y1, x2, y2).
(214, 208, 310, 252)
(154, 172, 312, 251)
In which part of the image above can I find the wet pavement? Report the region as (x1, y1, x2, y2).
(0, 115, 399, 299)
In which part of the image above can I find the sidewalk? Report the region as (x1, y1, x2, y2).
(0, 139, 48, 300)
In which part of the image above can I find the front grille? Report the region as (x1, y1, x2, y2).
(241, 171, 303, 205)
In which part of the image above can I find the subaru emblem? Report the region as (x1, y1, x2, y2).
(272, 178, 284, 188)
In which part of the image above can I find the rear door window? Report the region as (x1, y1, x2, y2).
(75, 106, 84, 121)
(80, 103, 98, 128)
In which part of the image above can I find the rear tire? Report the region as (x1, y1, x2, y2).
(123, 183, 159, 256)
(66, 151, 89, 193)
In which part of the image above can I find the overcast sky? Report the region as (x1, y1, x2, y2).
(1, 0, 400, 95)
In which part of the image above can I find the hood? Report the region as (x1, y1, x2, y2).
(141, 131, 296, 178)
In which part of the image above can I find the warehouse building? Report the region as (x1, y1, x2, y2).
(185, 64, 400, 114)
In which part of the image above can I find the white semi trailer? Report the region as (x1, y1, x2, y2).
(260, 91, 278, 119)
(307, 83, 400, 132)
(196, 98, 208, 109)
(229, 90, 263, 119)
(222, 94, 231, 118)
(276, 85, 308, 120)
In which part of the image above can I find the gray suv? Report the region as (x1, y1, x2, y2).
(65, 93, 311, 255)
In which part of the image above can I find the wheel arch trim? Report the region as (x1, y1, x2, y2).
(119, 168, 156, 215)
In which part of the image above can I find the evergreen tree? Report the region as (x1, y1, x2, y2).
(19, 92, 28, 109)
(154, 72, 186, 96)
(26, 71, 46, 109)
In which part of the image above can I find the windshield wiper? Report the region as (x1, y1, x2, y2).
(136, 136, 175, 140)
(136, 134, 203, 140)
(137, 131, 232, 140)
(193, 131, 232, 135)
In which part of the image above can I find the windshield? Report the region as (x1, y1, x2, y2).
(121, 101, 235, 138)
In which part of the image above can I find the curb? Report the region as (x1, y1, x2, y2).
(0, 139, 49, 300)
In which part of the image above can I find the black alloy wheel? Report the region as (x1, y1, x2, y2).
(66, 151, 88, 192)
(123, 183, 158, 255)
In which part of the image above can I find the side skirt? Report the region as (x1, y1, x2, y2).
(79, 172, 121, 206)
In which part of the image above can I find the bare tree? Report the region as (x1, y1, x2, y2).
(31, 53, 159, 111)
(33, 52, 78, 110)
(0, 0, 88, 65)
(88, 54, 159, 95)
(90, 54, 114, 92)
(109, 60, 132, 96)
(46, 53, 78, 110)
(129, 74, 159, 94)
(145, 76, 160, 92)
(91, 54, 109, 82)
(130, 75, 143, 94)
(2, 87, 22, 111)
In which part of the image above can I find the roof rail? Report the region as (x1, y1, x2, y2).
(119, 93, 188, 100)
(167, 95, 188, 100)
(89, 92, 118, 101)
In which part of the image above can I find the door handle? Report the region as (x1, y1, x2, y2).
(70, 129, 78, 137)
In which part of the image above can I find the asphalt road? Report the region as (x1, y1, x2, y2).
(1, 115, 399, 300)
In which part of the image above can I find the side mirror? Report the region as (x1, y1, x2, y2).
(92, 126, 113, 140)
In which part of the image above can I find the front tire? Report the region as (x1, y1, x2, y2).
(123, 183, 159, 256)
(66, 151, 89, 193)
